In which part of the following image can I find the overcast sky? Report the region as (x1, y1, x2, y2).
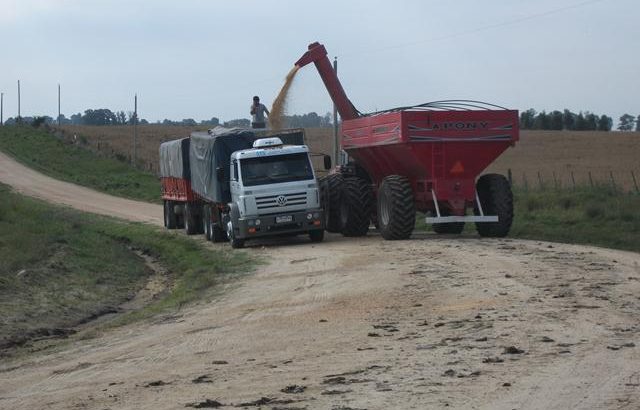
(0, 0, 638, 123)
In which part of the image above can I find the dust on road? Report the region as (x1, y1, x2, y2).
(1, 152, 639, 409)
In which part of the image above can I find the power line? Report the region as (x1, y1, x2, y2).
(341, 0, 609, 59)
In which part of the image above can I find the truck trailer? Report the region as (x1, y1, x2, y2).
(160, 127, 327, 248)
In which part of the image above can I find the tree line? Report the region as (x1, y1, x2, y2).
(520, 109, 640, 132)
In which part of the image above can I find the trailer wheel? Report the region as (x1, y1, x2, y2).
(203, 206, 212, 240)
(164, 200, 177, 229)
(309, 229, 324, 243)
(474, 174, 513, 237)
(212, 224, 228, 243)
(339, 177, 373, 237)
(377, 175, 415, 240)
(319, 173, 344, 233)
(184, 202, 202, 235)
(432, 208, 465, 234)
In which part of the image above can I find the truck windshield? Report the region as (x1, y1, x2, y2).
(240, 153, 314, 187)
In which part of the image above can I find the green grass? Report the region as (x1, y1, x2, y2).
(510, 187, 640, 252)
(416, 187, 640, 253)
(0, 125, 160, 203)
(0, 183, 253, 354)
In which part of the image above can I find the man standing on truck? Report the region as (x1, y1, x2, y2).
(250, 96, 269, 129)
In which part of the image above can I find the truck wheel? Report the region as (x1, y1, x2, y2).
(377, 175, 415, 240)
(164, 200, 177, 229)
(474, 174, 513, 237)
(227, 222, 245, 249)
(432, 208, 465, 234)
(212, 224, 228, 243)
(309, 229, 324, 243)
(319, 173, 344, 233)
(339, 177, 373, 237)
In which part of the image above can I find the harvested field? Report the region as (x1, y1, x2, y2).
(57, 126, 640, 191)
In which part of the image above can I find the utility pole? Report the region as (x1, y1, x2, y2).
(132, 94, 138, 166)
(58, 84, 61, 126)
(1, 92, 4, 126)
(332, 57, 339, 166)
(17, 80, 21, 119)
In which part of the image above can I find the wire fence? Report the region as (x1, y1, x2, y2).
(506, 168, 640, 194)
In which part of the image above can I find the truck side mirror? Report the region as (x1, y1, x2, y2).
(216, 166, 224, 182)
(323, 155, 332, 170)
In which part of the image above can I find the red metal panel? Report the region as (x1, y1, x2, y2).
(341, 109, 519, 210)
(160, 177, 199, 202)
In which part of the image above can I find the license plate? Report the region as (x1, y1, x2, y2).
(275, 215, 293, 223)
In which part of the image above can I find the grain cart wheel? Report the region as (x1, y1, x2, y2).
(164, 200, 177, 229)
(339, 177, 373, 237)
(474, 174, 513, 237)
(432, 208, 465, 234)
(377, 175, 415, 240)
(319, 173, 344, 233)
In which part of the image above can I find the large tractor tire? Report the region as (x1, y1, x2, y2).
(319, 173, 344, 233)
(432, 208, 465, 234)
(184, 202, 203, 235)
(377, 175, 415, 240)
(474, 173, 513, 237)
(339, 177, 373, 237)
(164, 200, 177, 229)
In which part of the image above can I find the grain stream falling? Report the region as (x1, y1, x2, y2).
(269, 65, 300, 131)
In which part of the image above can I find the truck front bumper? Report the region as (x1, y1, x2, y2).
(237, 209, 324, 239)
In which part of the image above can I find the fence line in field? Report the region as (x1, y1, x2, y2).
(507, 168, 640, 193)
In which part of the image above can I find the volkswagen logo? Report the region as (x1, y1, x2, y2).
(276, 195, 287, 206)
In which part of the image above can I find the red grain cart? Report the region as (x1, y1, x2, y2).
(295, 42, 519, 239)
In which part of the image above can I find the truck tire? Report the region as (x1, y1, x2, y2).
(474, 174, 513, 237)
(432, 208, 465, 234)
(212, 224, 227, 243)
(309, 229, 324, 243)
(319, 173, 343, 233)
(184, 202, 202, 235)
(339, 177, 373, 237)
(228, 222, 245, 249)
(164, 200, 177, 229)
(377, 175, 415, 240)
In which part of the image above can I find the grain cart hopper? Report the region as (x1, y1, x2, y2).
(295, 42, 519, 239)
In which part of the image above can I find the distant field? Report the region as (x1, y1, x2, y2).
(58, 125, 640, 191)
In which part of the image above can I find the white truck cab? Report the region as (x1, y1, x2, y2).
(225, 138, 324, 248)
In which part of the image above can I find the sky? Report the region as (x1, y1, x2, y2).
(0, 0, 638, 124)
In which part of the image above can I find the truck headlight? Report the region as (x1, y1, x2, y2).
(255, 219, 261, 226)
(306, 213, 313, 220)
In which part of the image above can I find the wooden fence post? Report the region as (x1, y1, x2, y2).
(523, 172, 528, 191)
(571, 171, 576, 190)
(537, 171, 544, 190)
(552, 172, 558, 190)
(632, 170, 639, 193)
(609, 171, 616, 192)
(588, 171, 594, 188)
(508, 168, 513, 186)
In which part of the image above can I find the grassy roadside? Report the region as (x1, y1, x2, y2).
(0, 126, 160, 203)
(416, 187, 640, 253)
(0, 183, 253, 356)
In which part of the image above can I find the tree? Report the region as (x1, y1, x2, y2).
(575, 112, 587, 131)
(549, 110, 563, 130)
(533, 111, 550, 130)
(584, 113, 598, 131)
(618, 114, 635, 131)
(597, 115, 612, 131)
(636, 115, 640, 132)
(82, 108, 117, 125)
(563, 109, 575, 130)
(519, 109, 536, 129)
(224, 119, 250, 128)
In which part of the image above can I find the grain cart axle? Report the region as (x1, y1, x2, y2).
(295, 42, 519, 239)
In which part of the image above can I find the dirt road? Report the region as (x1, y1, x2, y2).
(1, 152, 639, 409)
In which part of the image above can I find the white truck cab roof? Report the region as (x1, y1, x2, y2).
(232, 141, 309, 161)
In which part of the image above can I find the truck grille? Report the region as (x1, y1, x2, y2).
(256, 192, 307, 210)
